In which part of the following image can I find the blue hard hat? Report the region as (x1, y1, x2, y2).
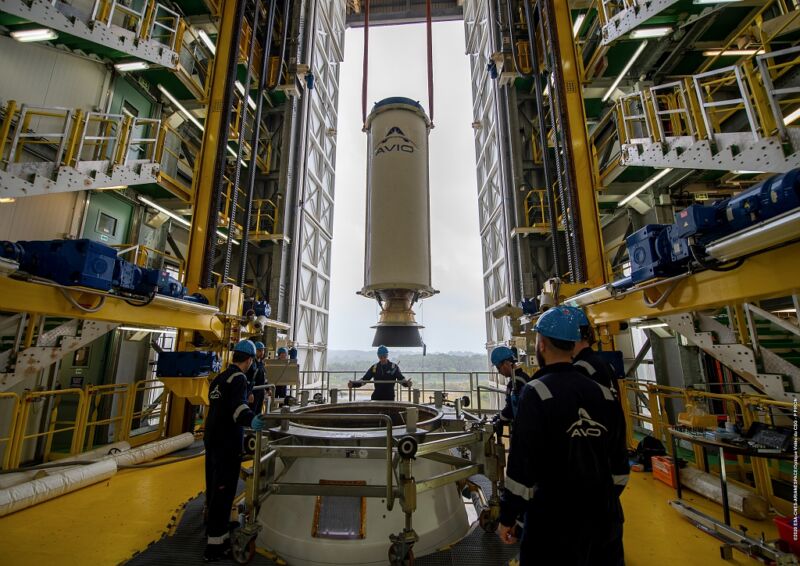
(565, 306, 590, 327)
(276, 347, 288, 355)
(254, 341, 265, 350)
(377, 345, 389, 357)
(490, 346, 516, 367)
(234, 340, 257, 357)
(534, 307, 581, 342)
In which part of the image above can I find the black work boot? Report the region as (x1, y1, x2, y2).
(203, 539, 232, 562)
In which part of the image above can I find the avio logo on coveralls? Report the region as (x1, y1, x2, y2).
(567, 408, 608, 438)
(375, 126, 417, 155)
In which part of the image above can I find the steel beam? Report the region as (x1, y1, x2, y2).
(0, 277, 224, 333)
(585, 241, 800, 325)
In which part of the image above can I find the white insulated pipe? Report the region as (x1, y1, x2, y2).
(0, 459, 117, 516)
(0, 440, 131, 489)
(0, 433, 195, 516)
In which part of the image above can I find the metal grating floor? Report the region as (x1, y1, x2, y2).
(125, 475, 517, 565)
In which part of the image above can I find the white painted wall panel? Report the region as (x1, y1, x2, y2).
(0, 37, 107, 110)
(0, 192, 81, 241)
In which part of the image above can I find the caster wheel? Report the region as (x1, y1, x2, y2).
(388, 545, 414, 565)
(478, 508, 498, 533)
(232, 537, 255, 564)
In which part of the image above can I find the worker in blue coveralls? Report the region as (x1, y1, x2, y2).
(490, 345, 531, 432)
(246, 341, 266, 412)
(204, 340, 268, 562)
(272, 346, 289, 398)
(498, 307, 629, 566)
(348, 345, 411, 401)
(566, 306, 621, 400)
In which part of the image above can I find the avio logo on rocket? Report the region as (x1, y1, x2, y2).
(374, 126, 417, 155)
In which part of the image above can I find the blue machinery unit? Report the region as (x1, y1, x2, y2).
(0, 238, 208, 304)
(156, 351, 221, 377)
(623, 169, 800, 287)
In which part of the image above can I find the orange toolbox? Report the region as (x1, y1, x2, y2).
(651, 455, 678, 488)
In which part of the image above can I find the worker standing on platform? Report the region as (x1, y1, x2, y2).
(348, 345, 411, 401)
(498, 307, 629, 566)
(273, 347, 289, 398)
(246, 341, 266, 412)
(204, 340, 268, 562)
(490, 345, 531, 430)
(566, 306, 620, 399)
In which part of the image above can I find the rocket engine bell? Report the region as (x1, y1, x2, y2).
(360, 97, 437, 347)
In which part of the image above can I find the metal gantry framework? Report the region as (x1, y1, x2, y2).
(464, 0, 514, 352)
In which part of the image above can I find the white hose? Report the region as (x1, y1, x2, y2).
(0, 459, 117, 517)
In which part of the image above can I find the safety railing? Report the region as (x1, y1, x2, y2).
(1, 103, 73, 168)
(124, 117, 161, 165)
(2, 380, 169, 470)
(83, 383, 130, 451)
(127, 379, 169, 446)
(0, 392, 20, 470)
(175, 24, 214, 101)
(218, 175, 248, 231)
(649, 80, 698, 140)
(9, 388, 87, 469)
(693, 65, 761, 141)
(618, 91, 653, 144)
(249, 197, 282, 240)
(524, 189, 557, 230)
(113, 243, 185, 280)
(0, 101, 160, 177)
(90, 0, 181, 49)
(756, 45, 800, 140)
(294, 371, 502, 414)
(155, 122, 197, 201)
(600, 0, 636, 25)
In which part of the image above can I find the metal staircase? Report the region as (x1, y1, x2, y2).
(0, 101, 161, 198)
(0, 0, 181, 68)
(0, 314, 118, 391)
(660, 310, 800, 402)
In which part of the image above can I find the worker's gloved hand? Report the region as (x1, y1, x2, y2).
(251, 414, 267, 431)
(403, 380, 412, 388)
(347, 380, 354, 389)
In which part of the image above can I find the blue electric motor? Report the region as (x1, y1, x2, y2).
(0, 241, 25, 263)
(626, 224, 676, 284)
(12, 239, 117, 291)
(243, 299, 271, 318)
(156, 351, 221, 377)
(157, 271, 188, 298)
(723, 168, 800, 232)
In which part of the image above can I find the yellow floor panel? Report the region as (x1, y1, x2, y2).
(0, 459, 786, 565)
(0, 456, 205, 566)
(621, 471, 779, 565)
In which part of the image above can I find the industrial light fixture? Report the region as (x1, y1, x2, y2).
(118, 326, 178, 335)
(619, 167, 673, 206)
(572, 13, 586, 37)
(157, 84, 204, 131)
(114, 61, 150, 72)
(197, 29, 216, 55)
(602, 40, 648, 102)
(694, 0, 741, 4)
(731, 170, 763, 175)
(138, 196, 239, 245)
(783, 107, 800, 126)
(234, 81, 257, 111)
(630, 27, 672, 39)
(702, 49, 762, 57)
(11, 28, 58, 42)
(637, 322, 668, 329)
(0, 197, 16, 204)
(772, 308, 797, 314)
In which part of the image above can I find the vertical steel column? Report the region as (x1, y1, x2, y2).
(185, 0, 247, 291)
(546, 0, 607, 286)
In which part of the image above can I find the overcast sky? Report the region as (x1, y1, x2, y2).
(327, 21, 486, 354)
